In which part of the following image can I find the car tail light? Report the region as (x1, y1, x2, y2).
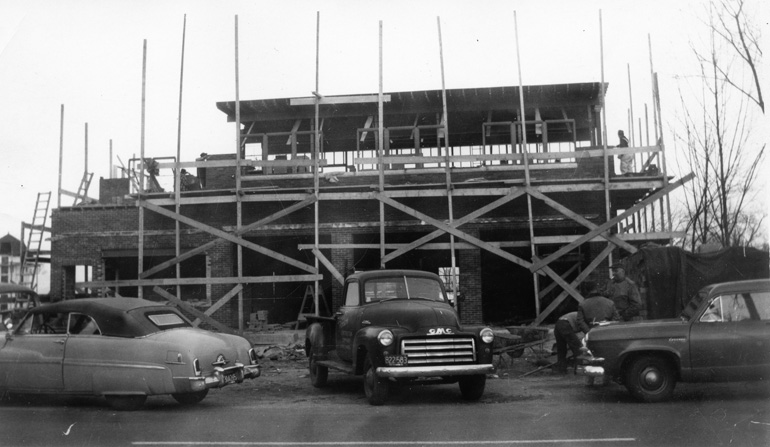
(193, 358, 202, 376)
(248, 348, 259, 365)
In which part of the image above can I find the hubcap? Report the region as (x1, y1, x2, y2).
(641, 367, 662, 389)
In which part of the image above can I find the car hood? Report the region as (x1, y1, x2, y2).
(588, 318, 689, 342)
(362, 300, 460, 332)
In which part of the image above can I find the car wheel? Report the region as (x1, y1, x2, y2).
(363, 356, 389, 406)
(624, 355, 676, 403)
(172, 389, 209, 405)
(458, 374, 486, 401)
(105, 395, 147, 411)
(309, 351, 328, 388)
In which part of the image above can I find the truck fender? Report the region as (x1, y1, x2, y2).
(352, 326, 393, 375)
(305, 322, 327, 357)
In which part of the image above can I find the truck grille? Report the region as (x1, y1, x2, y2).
(401, 337, 476, 365)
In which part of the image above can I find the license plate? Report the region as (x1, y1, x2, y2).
(224, 373, 240, 384)
(385, 355, 408, 366)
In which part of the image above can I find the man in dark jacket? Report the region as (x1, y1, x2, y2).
(604, 263, 642, 321)
(577, 280, 620, 333)
(553, 311, 583, 374)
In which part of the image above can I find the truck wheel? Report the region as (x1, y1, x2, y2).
(172, 389, 208, 405)
(363, 357, 389, 405)
(459, 374, 486, 401)
(624, 355, 676, 403)
(309, 351, 328, 388)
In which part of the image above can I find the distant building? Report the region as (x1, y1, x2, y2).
(0, 234, 24, 284)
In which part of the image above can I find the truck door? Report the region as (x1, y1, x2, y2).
(336, 280, 363, 362)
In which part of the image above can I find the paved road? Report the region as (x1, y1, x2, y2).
(1, 361, 768, 446)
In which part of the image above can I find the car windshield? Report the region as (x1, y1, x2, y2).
(364, 276, 446, 303)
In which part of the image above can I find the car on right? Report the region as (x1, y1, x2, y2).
(581, 278, 770, 402)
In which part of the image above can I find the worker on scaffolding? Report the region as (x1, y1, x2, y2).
(615, 130, 634, 175)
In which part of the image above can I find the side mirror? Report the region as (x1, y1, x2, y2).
(3, 318, 11, 331)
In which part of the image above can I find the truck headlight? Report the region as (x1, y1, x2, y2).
(378, 329, 394, 346)
(480, 327, 494, 344)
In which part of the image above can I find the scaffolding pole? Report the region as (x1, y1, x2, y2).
(513, 11, 540, 317)
(138, 39, 147, 299)
(234, 15, 244, 332)
(599, 10, 613, 272)
(437, 17, 458, 308)
(174, 14, 187, 301)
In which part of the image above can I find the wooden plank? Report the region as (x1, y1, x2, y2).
(299, 240, 533, 250)
(377, 194, 534, 270)
(80, 274, 323, 288)
(526, 187, 637, 253)
(141, 201, 317, 274)
(192, 284, 243, 326)
(311, 248, 345, 285)
(290, 94, 391, 106)
(153, 286, 235, 334)
(538, 263, 580, 299)
(532, 244, 613, 325)
(382, 187, 526, 264)
(529, 173, 693, 273)
(60, 189, 97, 203)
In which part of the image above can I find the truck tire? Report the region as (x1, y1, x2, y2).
(624, 355, 676, 403)
(459, 374, 486, 401)
(309, 351, 328, 388)
(363, 356, 389, 405)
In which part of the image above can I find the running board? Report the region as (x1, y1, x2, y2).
(317, 359, 355, 374)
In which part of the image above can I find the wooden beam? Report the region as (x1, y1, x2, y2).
(538, 262, 580, 299)
(299, 241, 533, 250)
(529, 173, 693, 272)
(141, 200, 317, 274)
(532, 244, 613, 325)
(80, 274, 323, 288)
(192, 284, 243, 326)
(526, 187, 637, 253)
(153, 286, 235, 334)
(311, 248, 345, 285)
(377, 194, 535, 270)
(290, 94, 391, 106)
(382, 187, 526, 264)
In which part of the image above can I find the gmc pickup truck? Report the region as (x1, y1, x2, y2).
(304, 269, 495, 405)
(582, 279, 770, 402)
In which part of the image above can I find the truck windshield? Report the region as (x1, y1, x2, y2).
(364, 276, 446, 303)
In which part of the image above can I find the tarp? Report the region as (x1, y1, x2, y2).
(623, 246, 769, 319)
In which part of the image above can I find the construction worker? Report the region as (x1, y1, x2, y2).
(604, 263, 642, 321)
(576, 280, 620, 333)
(553, 311, 583, 374)
(616, 130, 634, 175)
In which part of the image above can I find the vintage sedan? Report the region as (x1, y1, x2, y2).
(581, 279, 770, 402)
(0, 297, 260, 410)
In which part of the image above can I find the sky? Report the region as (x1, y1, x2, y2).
(0, 0, 766, 245)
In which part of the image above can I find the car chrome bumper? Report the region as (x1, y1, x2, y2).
(184, 363, 261, 391)
(376, 364, 495, 378)
(581, 365, 605, 377)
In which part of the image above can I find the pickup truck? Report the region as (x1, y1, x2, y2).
(304, 269, 495, 405)
(581, 279, 770, 402)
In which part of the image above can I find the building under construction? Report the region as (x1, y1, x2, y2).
(46, 79, 689, 332)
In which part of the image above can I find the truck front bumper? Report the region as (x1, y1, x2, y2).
(376, 364, 495, 378)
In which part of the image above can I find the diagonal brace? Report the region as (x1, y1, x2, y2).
(377, 194, 533, 270)
(382, 187, 526, 264)
(530, 173, 693, 272)
(142, 200, 317, 274)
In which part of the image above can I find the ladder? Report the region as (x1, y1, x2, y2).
(21, 192, 51, 290)
(296, 284, 329, 329)
(74, 172, 94, 205)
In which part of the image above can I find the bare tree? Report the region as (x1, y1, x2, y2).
(711, 0, 764, 114)
(673, 0, 766, 250)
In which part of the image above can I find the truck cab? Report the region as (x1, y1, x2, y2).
(305, 269, 495, 405)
